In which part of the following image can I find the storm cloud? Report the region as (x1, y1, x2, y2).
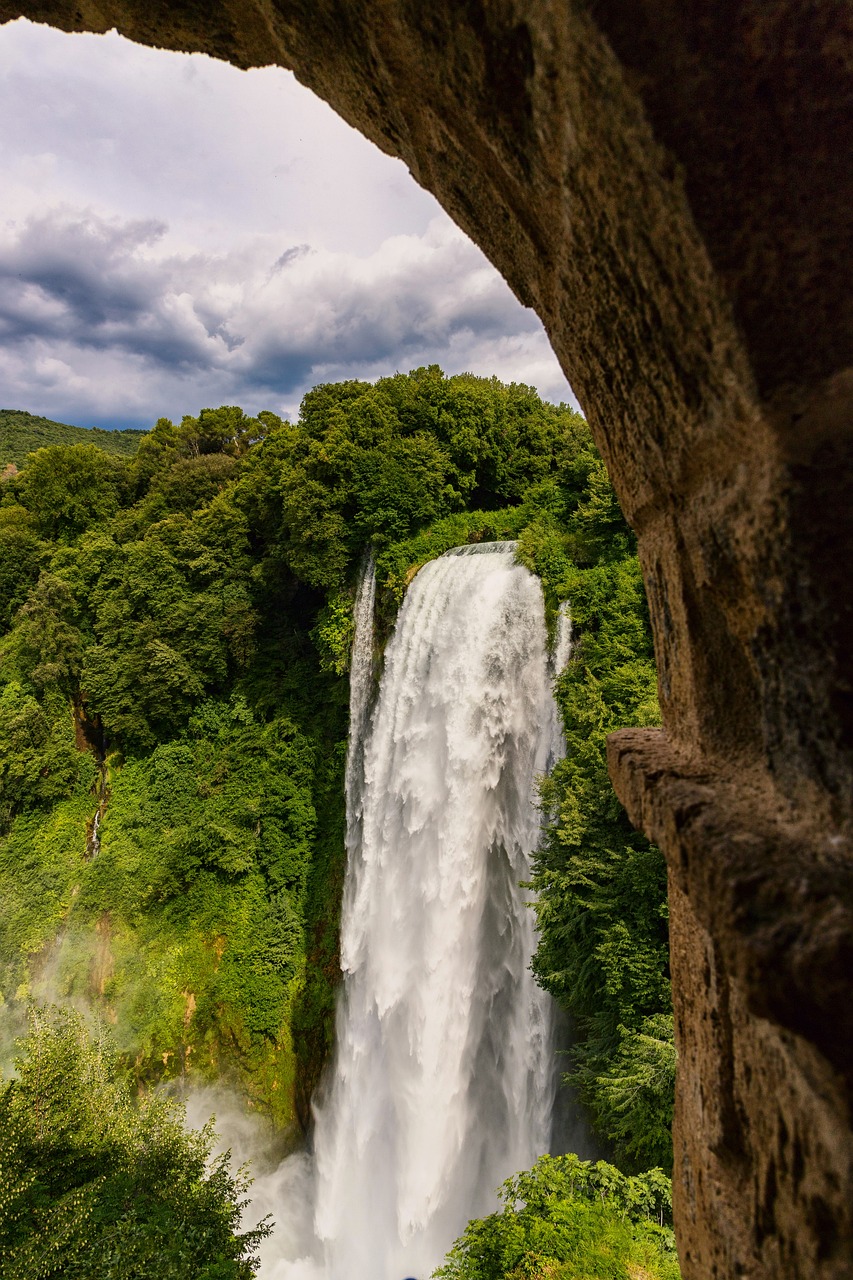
(0, 20, 572, 428)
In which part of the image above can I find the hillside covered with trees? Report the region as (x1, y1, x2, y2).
(0, 368, 674, 1274)
(0, 409, 144, 470)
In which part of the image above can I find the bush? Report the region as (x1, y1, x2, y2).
(434, 1154, 679, 1280)
(0, 1005, 271, 1278)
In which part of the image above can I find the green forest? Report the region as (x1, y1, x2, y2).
(0, 409, 144, 470)
(0, 368, 675, 1277)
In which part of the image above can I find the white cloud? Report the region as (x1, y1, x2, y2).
(0, 18, 574, 427)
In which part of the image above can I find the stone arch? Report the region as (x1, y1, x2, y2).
(2, 3, 851, 1275)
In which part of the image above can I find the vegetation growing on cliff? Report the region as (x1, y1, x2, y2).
(0, 407, 350, 1130)
(0, 368, 673, 1175)
(516, 452, 675, 1172)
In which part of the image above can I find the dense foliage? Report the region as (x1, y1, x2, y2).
(0, 407, 349, 1128)
(0, 1005, 269, 1279)
(517, 449, 674, 1172)
(244, 365, 586, 595)
(0, 368, 673, 1176)
(434, 1155, 679, 1280)
(323, 395, 674, 1171)
(0, 409, 143, 470)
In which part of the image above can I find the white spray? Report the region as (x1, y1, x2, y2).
(257, 544, 570, 1280)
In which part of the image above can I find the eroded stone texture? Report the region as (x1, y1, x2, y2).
(1, 2, 851, 1275)
(611, 729, 852, 1277)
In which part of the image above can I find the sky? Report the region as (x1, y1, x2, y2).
(0, 18, 573, 430)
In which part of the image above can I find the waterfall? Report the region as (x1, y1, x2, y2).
(265, 544, 568, 1280)
(344, 552, 376, 837)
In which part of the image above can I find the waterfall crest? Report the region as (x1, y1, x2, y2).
(306, 545, 564, 1280)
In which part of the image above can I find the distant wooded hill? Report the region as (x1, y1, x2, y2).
(0, 409, 144, 469)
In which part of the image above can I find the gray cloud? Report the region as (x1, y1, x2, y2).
(0, 216, 179, 348)
(0, 209, 569, 426)
(0, 20, 573, 428)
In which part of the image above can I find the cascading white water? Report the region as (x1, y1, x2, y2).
(294, 543, 563, 1280)
(344, 552, 377, 826)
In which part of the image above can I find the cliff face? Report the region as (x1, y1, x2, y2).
(3, 2, 851, 1275)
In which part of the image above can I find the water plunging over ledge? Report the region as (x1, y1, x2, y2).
(266, 544, 570, 1280)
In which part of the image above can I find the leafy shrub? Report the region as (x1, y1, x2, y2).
(0, 504, 45, 633)
(0, 1005, 270, 1279)
(0, 684, 81, 830)
(434, 1154, 679, 1280)
(15, 444, 125, 541)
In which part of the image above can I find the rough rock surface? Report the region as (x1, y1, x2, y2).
(2, 2, 851, 1275)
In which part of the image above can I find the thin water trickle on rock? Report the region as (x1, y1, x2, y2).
(262, 546, 570, 1280)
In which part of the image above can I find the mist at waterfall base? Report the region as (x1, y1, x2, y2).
(193, 545, 583, 1280)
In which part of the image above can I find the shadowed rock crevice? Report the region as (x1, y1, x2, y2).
(1, 3, 851, 1276)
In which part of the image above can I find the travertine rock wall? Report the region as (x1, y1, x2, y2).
(2, 3, 851, 1275)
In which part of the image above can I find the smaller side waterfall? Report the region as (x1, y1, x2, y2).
(542, 601, 572, 775)
(553, 601, 573, 676)
(86, 764, 109, 860)
(344, 553, 376, 827)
